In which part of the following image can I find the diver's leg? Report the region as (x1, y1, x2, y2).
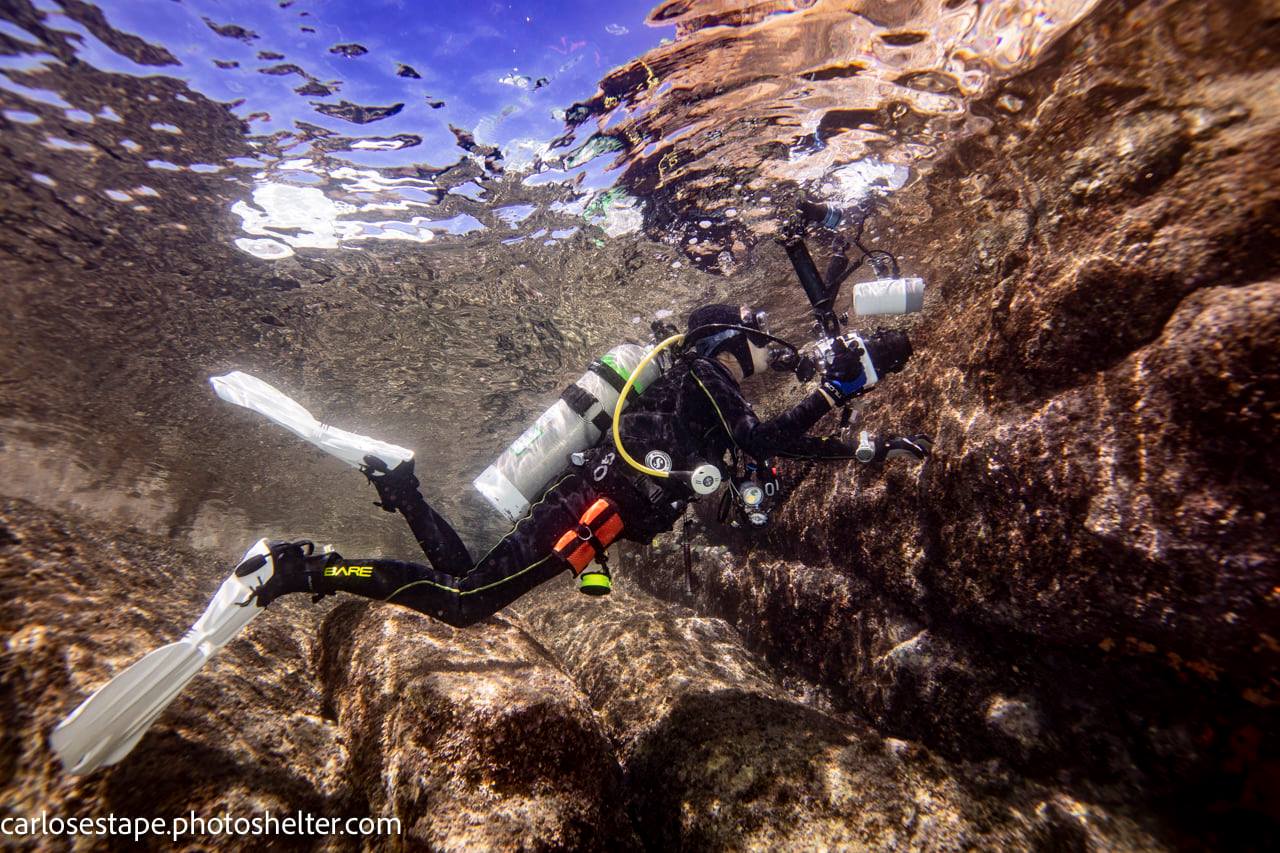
(452, 472, 596, 624)
(378, 472, 595, 625)
(310, 556, 474, 625)
(256, 473, 596, 627)
(361, 458, 473, 574)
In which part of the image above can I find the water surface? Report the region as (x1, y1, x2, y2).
(0, 0, 1101, 554)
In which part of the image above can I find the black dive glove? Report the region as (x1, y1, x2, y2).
(883, 434, 932, 462)
(819, 336, 868, 405)
(819, 329, 914, 406)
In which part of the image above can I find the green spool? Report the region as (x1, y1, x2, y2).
(578, 572, 612, 596)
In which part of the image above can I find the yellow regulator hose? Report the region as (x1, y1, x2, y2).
(612, 333, 684, 478)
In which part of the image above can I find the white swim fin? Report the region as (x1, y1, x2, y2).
(209, 370, 413, 471)
(51, 539, 279, 775)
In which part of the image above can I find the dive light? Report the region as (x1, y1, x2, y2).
(726, 460, 780, 529)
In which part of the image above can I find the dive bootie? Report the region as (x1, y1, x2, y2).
(49, 539, 307, 775)
(360, 456, 422, 514)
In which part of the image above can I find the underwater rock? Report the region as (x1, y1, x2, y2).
(316, 601, 636, 850)
(0, 499, 353, 839)
(516, 581, 1155, 849)
(632, 536, 1080, 777)
(984, 696, 1044, 755)
(0, 500, 634, 850)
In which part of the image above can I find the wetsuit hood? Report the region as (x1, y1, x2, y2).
(687, 303, 760, 378)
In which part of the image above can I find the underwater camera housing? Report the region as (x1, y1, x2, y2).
(779, 199, 925, 388)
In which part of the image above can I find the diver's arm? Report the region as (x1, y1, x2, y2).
(690, 359, 848, 458)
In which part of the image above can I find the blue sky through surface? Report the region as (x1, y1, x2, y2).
(45, 0, 668, 168)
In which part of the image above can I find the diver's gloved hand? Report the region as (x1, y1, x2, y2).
(855, 432, 933, 464)
(819, 336, 867, 405)
(883, 434, 932, 462)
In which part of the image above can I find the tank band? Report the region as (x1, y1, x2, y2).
(561, 383, 613, 434)
(590, 358, 629, 394)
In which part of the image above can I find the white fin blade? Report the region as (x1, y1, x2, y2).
(77, 651, 209, 772)
(50, 642, 204, 774)
(209, 371, 413, 470)
(50, 540, 277, 775)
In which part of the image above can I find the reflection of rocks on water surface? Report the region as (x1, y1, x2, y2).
(563, 0, 1103, 266)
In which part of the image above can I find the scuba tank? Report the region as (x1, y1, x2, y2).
(473, 343, 663, 522)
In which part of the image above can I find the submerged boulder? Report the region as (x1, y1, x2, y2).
(0, 499, 634, 850)
(516, 581, 1157, 849)
(315, 601, 634, 850)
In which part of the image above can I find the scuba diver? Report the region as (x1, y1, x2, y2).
(50, 204, 932, 774)
(238, 303, 930, 626)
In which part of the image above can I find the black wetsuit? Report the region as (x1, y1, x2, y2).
(312, 354, 855, 626)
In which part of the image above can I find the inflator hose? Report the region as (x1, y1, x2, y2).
(612, 325, 803, 482)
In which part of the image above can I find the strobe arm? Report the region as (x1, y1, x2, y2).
(782, 237, 841, 339)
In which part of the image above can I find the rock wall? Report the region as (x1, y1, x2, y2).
(2, 498, 1166, 850)
(631, 0, 1279, 845)
(515, 580, 1157, 849)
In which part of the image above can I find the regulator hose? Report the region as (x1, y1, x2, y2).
(612, 325, 804, 481)
(613, 333, 685, 478)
